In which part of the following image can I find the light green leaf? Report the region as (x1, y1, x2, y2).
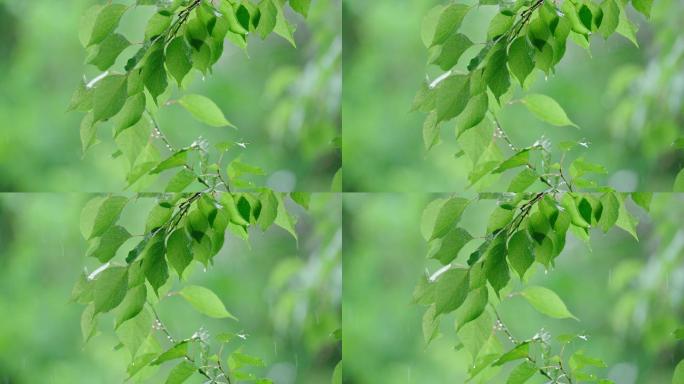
(116, 307, 153, 358)
(598, 192, 619, 232)
(520, 285, 577, 320)
(423, 111, 440, 150)
(166, 37, 193, 87)
(674, 168, 684, 192)
(87, 225, 131, 263)
(493, 150, 530, 174)
(88, 4, 128, 46)
(422, 304, 440, 344)
(165, 360, 196, 384)
(632, 0, 653, 18)
(494, 342, 529, 366)
(88, 33, 130, 71)
(166, 229, 193, 278)
(631, 192, 652, 212)
(142, 45, 168, 103)
(615, 194, 639, 240)
(521, 94, 577, 127)
(332, 360, 342, 384)
(432, 33, 473, 70)
(508, 230, 534, 279)
(455, 286, 488, 330)
(599, 0, 620, 38)
(81, 304, 98, 342)
(436, 74, 470, 122)
(258, 190, 279, 230)
(115, 284, 147, 329)
(674, 360, 684, 384)
(89, 196, 128, 239)
(179, 285, 237, 320)
(430, 227, 473, 265)
(80, 112, 98, 154)
(177, 94, 234, 128)
(142, 238, 169, 295)
(432, 4, 470, 46)
(430, 197, 469, 240)
(484, 234, 509, 295)
(616, 2, 639, 46)
(508, 36, 535, 86)
(93, 266, 129, 314)
(434, 268, 470, 315)
(484, 45, 510, 101)
(257, 0, 277, 38)
(165, 169, 197, 193)
(114, 93, 146, 136)
(506, 361, 537, 384)
(93, 74, 128, 122)
(152, 341, 189, 365)
(275, 193, 298, 240)
(457, 92, 488, 134)
(290, 0, 311, 17)
(150, 150, 188, 174)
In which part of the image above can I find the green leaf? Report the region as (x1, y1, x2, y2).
(151, 150, 188, 174)
(484, 234, 509, 295)
(257, 0, 277, 38)
(508, 168, 539, 192)
(115, 284, 147, 329)
(455, 286, 488, 330)
(422, 304, 440, 344)
(93, 266, 129, 314)
(80, 112, 98, 154)
(179, 285, 237, 320)
(457, 92, 489, 134)
(520, 285, 577, 320)
(166, 37, 193, 87)
(152, 341, 189, 365)
(494, 342, 529, 366)
(275, 193, 298, 240)
(674, 328, 684, 340)
(145, 12, 172, 40)
(166, 169, 197, 193)
(423, 111, 440, 150)
(521, 94, 578, 127)
(599, 0, 620, 38)
(569, 350, 607, 371)
(430, 227, 473, 265)
(81, 304, 98, 342)
(93, 74, 128, 122)
(166, 229, 193, 278)
(434, 268, 470, 315)
(674, 168, 684, 192)
(165, 360, 197, 384)
(674, 360, 684, 384)
(598, 192, 619, 232)
(615, 194, 639, 240)
(87, 225, 131, 263)
(142, 238, 169, 295)
(508, 36, 535, 86)
(142, 45, 168, 103)
(631, 192, 652, 212)
(484, 45, 510, 101)
(632, 0, 653, 18)
(89, 196, 128, 239)
(88, 33, 130, 71)
(116, 307, 153, 358)
(290, 0, 311, 17)
(88, 4, 128, 46)
(332, 360, 342, 384)
(506, 361, 537, 384)
(431, 4, 470, 46)
(430, 197, 469, 240)
(436, 74, 470, 122)
(177, 94, 234, 128)
(493, 150, 530, 173)
(114, 93, 146, 136)
(432, 33, 473, 70)
(508, 230, 534, 279)
(616, 2, 639, 46)
(258, 190, 279, 230)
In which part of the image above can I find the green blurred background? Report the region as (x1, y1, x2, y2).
(0, 0, 340, 192)
(0, 193, 341, 383)
(343, 193, 684, 383)
(343, 0, 684, 192)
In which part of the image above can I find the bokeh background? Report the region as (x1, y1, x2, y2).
(343, 0, 684, 192)
(0, 193, 341, 383)
(344, 193, 684, 383)
(0, 0, 341, 192)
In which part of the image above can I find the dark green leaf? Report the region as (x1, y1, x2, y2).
(166, 37, 193, 87)
(142, 45, 168, 103)
(508, 36, 535, 86)
(142, 238, 169, 295)
(508, 230, 534, 279)
(166, 229, 193, 278)
(484, 45, 510, 101)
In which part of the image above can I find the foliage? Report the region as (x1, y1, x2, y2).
(73, 190, 310, 383)
(412, 0, 684, 382)
(69, 0, 321, 192)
